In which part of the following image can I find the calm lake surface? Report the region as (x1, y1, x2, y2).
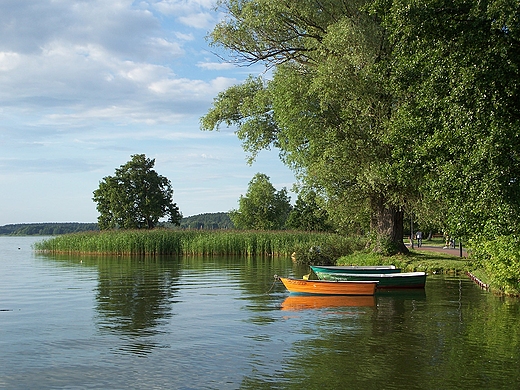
(1, 236, 520, 389)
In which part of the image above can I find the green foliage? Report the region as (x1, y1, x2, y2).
(285, 190, 333, 232)
(33, 229, 353, 257)
(471, 236, 520, 295)
(200, 76, 277, 165)
(176, 212, 234, 230)
(291, 236, 368, 265)
(367, 235, 404, 257)
(92, 154, 182, 230)
(374, 0, 520, 240)
(0, 223, 98, 236)
(204, 0, 520, 262)
(229, 173, 292, 230)
(202, 0, 412, 251)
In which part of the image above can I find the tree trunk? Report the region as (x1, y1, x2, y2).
(370, 196, 409, 255)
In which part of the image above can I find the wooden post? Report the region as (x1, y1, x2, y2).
(410, 216, 414, 249)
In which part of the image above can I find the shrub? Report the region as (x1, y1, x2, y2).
(291, 236, 367, 265)
(471, 236, 520, 295)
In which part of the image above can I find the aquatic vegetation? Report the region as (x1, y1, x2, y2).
(33, 229, 363, 257)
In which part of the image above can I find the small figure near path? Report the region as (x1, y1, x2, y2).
(415, 231, 423, 247)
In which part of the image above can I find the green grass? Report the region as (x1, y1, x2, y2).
(336, 250, 475, 274)
(421, 236, 447, 247)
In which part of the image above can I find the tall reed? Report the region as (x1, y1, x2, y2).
(34, 229, 364, 258)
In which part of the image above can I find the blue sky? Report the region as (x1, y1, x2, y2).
(0, 0, 296, 225)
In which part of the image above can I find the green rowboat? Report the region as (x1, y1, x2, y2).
(310, 265, 401, 274)
(314, 271, 427, 289)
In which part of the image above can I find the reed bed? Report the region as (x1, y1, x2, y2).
(33, 229, 364, 258)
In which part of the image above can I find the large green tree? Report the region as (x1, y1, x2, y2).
(375, 0, 520, 240)
(93, 154, 182, 230)
(202, 0, 415, 253)
(230, 173, 292, 230)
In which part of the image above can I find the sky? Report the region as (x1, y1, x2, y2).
(0, 0, 297, 225)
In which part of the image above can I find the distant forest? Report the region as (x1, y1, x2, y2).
(0, 213, 233, 235)
(0, 223, 99, 236)
(171, 212, 234, 230)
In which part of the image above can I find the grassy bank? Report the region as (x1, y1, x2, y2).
(336, 250, 474, 274)
(337, 249, 520, 297)
(33, 229, 365, 257)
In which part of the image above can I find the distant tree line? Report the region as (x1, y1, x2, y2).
(159, 213, 234, 230)
(0, 223, 99, 236)
(88, 155, 333, 234)
(176, 212, 234, 230)
(0, 214, 235, 236)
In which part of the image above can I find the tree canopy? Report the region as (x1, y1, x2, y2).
(202, 0, 412, 253)
(229, 173, 292, 230)
(93, 154, 182, 230)
(202, 0, 520, 252)
(375, 0, 520, 240)
(285, 190, 333, 232)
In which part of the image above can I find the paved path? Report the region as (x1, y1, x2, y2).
(406, 244, 468, 257)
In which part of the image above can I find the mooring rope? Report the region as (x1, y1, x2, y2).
(264, 275, 280, 295)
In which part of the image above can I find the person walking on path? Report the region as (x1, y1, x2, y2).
(416, 231, 423, 247)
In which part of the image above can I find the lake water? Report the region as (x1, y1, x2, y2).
(1, 236, 519, 389)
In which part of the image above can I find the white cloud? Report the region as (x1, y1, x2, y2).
(151, 1, 218, 29)
(43, 106, 185, 126)
(197, 61, 235, 70)
(174, 32, 195, 41)
(148, 76, 236, 97)
(148, 37, 185, 57)
(0, 1, 159, 56)
(0, 157, 101, 174)
(152, 0, 216, 15)
(0, 51, 20, 71)
(0, 0, 239, 128)
(178, 12, 214, 29)
(0, 40, 237, 126)
(0, 0, 296, 225)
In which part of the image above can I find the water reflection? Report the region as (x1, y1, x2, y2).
(241, 277, 520, 390)
(372, 288, 427, 335)
(94, 256, 180, 337)
(28, 248, 520, 389)
(40, 253, 182, 355)
(281, 294, 375, 311)
(375, 288, 427, 299)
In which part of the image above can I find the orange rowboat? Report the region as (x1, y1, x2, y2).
(277, 276, 377, 296)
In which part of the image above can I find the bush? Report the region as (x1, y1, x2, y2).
(291, 236, 367, 265)
(471, 236, 520, 295)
